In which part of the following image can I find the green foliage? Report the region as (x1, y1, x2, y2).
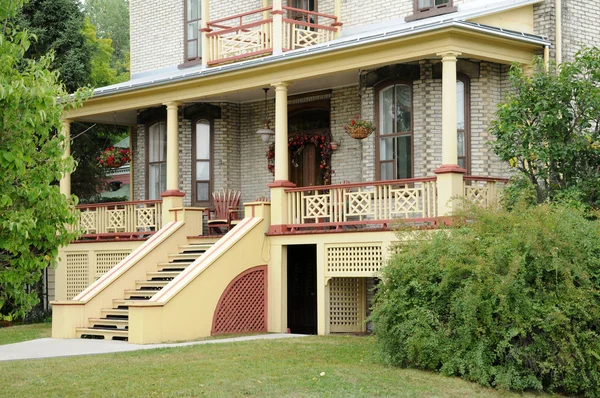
(82, 18, 115, 87)
(490, 48, 600, 210)
(17, 0, 94, 92)
(371, 204, 600, 396)
(0, 6, 88, 320)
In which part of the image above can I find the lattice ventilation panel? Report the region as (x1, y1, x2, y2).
(95, 251, 130, 279)
(326, 245, 383, 276)
(66, 253, 89, 299)
(212, 267, 267, 335)
(329, 277, 365, 333)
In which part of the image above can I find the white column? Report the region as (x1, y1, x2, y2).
(59, 119, 71, 197)
(200, 0, 210, 67)
(161, 102, 184, 223)
(439, 51, 460, 166)
(272, 0, 283, 54)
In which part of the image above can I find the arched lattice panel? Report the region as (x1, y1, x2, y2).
(212, 266, 267, 335)
(66, 253, 89, 299)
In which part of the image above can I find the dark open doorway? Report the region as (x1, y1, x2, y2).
(287, 244, 317, 334)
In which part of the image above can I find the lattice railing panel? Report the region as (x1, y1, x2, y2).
(464, 179, 505, 208)
(75, 200, 162, 237)
(95, 251, 130, 279)
(303, 193, 330, 221)
(326, 245, 383, 276)
(79, 211, 97, 234)
(107, 209, 126, 232)
(212, 266, 267, 335)
(391, 188, 423, 218)
(329, 277, 364, 333)
(66, 253, 89, 299)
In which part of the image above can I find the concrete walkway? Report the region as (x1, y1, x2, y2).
(0, 333, 308, 362)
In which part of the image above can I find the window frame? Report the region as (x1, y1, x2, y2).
(191, 116, 214, 207)
(406, 0, 457, 22)
(145, 119, 168, 200)
(182, 0, 203, 67)
(457, 73, 471, 174)
(375, 80, 415, 181)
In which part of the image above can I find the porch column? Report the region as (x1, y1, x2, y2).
(267, 82, 295, 234)
(434, 51, 465, 216)
(59, 119, 71, 197)
(272, 0, 283, 54)
(161, 101, 185, 223)
(333, 0, 343, 38)
(200, 0, 210, 68)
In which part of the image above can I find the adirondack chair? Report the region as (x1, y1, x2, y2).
(205, 189, 242, 234)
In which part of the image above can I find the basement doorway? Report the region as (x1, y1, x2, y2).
(287, 244, 317, 334)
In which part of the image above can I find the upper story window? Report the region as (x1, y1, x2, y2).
(376, 82, 413, 180)
(457, 75, 471, 173)
(288, 0, 317, 24)
(185, 0, 202, 62)
(192, 119, 213, 206)
(406, 0, 457, 21)
(147, 121, 167, 200)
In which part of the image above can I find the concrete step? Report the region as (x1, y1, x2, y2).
(187, 236, 221, 245)
(178, 244, 212, 253)
(88, 318, 129, 329)
(156, 262, 192, 271)
(101, 308, 129, 318)
(113, 299, 147, 308)
(135, 280, 169, 289)
(146, 271, 181, 280)
(123, 289, 157, 299)
(77, 327, 128, 341)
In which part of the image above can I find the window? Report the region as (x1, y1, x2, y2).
(376, 83, 413, 180)
(457, 75, 470, 172)
(147, 121, 167, 200)
(406, 0, 456, 21)
(288, 0, 317, 25)
(192, 119, 213, 206)
(185, 0, 202, 62)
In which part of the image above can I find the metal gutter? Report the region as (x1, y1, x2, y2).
(93, 20, 549, 99)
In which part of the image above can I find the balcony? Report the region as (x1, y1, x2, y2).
(205, 6, 340, 66)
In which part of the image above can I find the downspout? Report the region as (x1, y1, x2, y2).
(555, 0, 562, 64)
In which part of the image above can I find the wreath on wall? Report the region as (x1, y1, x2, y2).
(267, 134, 333, 185)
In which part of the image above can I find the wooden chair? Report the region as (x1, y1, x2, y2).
(204, 189, 242, 234)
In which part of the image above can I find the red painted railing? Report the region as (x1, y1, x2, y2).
(284, 177, 438, 232)
(75, 200, 162, 240)
(205, 6, 340, 65)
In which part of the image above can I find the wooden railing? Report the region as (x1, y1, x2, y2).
(284, 178, 438, 231)
(282, 6, 339, 50)
(206, 7, 274, 65)
(205, 7, 340, 65)
(75, 200, 162, 240)
(463, 176, 508, 208)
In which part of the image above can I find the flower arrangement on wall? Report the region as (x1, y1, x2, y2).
(344, 116, 375, 139)
(97, 147, 132, 168)
(267, 134, 333, 185)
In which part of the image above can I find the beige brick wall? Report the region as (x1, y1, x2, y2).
(330, 85, 362, 184)
(562, 0, 600, 62)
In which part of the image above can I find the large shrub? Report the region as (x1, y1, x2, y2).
(371, 205, 600, 396)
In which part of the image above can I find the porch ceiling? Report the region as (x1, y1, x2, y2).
(69, 23, 548, 123)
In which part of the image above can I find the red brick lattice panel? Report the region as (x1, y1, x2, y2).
(212, 266, 268, 335)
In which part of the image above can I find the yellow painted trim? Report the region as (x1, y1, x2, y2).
(67, 28, 540, 119)
(470, 5, 534, 34)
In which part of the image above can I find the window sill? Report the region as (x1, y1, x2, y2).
(405, 6, 457, 22)
(178, 58, 203, 69)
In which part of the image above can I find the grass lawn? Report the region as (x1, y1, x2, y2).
(0, 335, 553, 397)
(0, 323, 51, 346)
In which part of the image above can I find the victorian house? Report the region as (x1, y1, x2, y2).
(51, 0, 598, 343)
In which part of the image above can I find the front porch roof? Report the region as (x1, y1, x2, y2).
(69, 0, 549, 124)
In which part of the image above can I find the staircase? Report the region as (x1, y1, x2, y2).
(76, 240, 213, 341)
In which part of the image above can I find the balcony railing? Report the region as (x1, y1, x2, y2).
(206, 6, 340, 66)
(463, 176, 508, 208)
(75, 200, 162, 240)
(284, 177, 438, 232)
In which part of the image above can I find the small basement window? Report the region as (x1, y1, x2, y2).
(406, 0, 457, 22)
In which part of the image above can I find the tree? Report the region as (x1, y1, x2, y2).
(85, 0, 129, 83)
(489, 48, 600, 209)
(0, 1, 88, 320)
(17, 0, 94, 92)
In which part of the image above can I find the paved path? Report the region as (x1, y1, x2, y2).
(0, 333, 308, 362)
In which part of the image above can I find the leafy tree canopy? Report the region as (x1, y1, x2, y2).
(489, 48, 600, 210)
(0, 0, 89, 320)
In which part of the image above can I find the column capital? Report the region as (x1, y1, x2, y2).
(271, 82, 291, 90)
(163, 101, 182, 110)
(61, 118, 72, 125)
(437, 51, 462, 61)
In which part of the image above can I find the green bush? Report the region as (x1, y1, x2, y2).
(371, 204, 600, 396)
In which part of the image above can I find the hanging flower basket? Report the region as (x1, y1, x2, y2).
(97, 147, 132, 168)
(344, 116, 375, 140)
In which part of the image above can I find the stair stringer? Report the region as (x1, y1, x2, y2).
(127, 216, 268, 344)
(52, 209, 204, 339)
